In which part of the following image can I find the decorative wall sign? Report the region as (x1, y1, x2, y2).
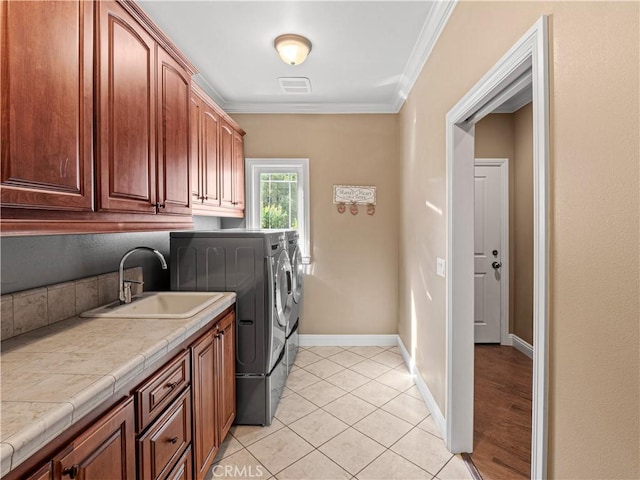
(333, 185, 376, 205)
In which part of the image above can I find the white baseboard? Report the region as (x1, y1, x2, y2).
(510, 334, 534, 359)
(298, 334, 398, 347)
(397, 338, 447, 440)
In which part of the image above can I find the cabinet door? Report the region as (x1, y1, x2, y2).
(232, 131, 245, 210)
(201, 104, 221, 208)
(0, 0, 93, 211)
(53, 397, 135, 480)
(96, 1, 157, 213)
(216, 312, 236, 441)
(219, 121, 234, 209)
(190, 94, 203, 203)
(191, 331, 218, 480)
(156, 47, 191, 215)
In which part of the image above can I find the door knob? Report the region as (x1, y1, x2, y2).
(492, 261, 502, 269)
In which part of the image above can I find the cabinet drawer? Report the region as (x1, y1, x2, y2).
(166, 445, 192, 480)
(136, 350, 191, 432)
(138, 388, 192, 480)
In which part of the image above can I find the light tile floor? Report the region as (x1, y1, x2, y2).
(206, 345, 473, 480)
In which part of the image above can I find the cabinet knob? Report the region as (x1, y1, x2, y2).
(155, 202, 166, 209)
(62, 464, 79, 479)
(166, 381, 179, 390)
(168, 436, 179, 444)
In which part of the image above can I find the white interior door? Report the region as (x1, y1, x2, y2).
(474, 164, 503, 343)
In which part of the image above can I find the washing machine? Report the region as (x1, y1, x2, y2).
(169, 229, 292, 425)
(285, 230, 304, 374)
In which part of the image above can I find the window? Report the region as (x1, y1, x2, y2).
(245, 158, 310, 263)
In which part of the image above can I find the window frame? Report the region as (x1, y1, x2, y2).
(245, 158, 310, 263)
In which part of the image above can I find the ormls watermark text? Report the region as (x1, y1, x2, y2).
(211, 465, 266, 478)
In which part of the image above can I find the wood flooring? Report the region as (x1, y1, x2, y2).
(470, 345, 532, 479)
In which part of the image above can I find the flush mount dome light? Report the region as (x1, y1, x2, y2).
(274, 34, 312, 66)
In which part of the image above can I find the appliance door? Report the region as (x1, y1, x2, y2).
(274, 250, 293, 328)
(291, 245, 303, 304)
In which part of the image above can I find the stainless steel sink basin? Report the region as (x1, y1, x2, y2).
(80, 292, 224, 319)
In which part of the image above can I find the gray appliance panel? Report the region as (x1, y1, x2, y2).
(171, 237, 270, 375)
(235, 354, 287, 426)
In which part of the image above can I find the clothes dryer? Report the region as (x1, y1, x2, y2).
(170, 230, 292, 425)
(285, 230, 304, 374)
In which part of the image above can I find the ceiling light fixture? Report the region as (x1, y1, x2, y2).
(274, 34, 312, 66)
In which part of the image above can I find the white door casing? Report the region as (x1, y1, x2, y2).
(474, 164, 503, 343)
(445, 16, 549, 479)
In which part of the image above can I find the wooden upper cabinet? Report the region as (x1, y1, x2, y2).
(189, 94, 203, 202)
(0, 0, 94, 211)
(53, 398, 136, 480)
(201, 104, 221, 208)
(232, 131, 245, 211)
(219, 120, 235, 209)
(96, 0, 157, 214)
(156, 47, 191, 215)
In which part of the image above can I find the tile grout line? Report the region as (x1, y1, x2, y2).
(299, 362, 447, 478)
(386, 424, 453, 478)
(268, 426, 352, 478)
(225, 346, 432, 479)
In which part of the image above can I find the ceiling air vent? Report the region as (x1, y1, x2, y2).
(278, 77, 312, 94)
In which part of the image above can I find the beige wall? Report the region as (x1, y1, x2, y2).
(398, 2, 639, 478)
(475, 104, 535, 345)
(231, 114, 399, 335)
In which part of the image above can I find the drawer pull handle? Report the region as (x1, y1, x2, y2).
(169, 436, 179, 444)
(166, 381, 179, 390)
(62, 465, 79, 479)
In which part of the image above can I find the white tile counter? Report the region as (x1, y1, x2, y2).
(0, 292, 236, 476)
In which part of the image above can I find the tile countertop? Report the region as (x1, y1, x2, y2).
(0, 292, 236, 476)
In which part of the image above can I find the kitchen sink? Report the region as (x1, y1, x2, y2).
(80, 292, 224, 319)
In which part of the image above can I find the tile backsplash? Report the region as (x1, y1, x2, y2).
(0, 267, 143, 341)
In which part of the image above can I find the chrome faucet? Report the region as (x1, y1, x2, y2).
(118, 247, 168, 304)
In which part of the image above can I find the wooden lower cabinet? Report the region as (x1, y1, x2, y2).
(166, 446, 192, 480)
(25, 463, 51, 480)
(138, 388, 192, 480)
(216, 312, 236, 441)
(192, 310, 236, 480)
(52, 397, 136, 480)
(191, 330, 218, 480)
(8, 308, 236, 480)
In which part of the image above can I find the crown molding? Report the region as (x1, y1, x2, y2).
(192, 74, 226, 107)
(200, 0, 457, 115)
(391, 0, 458, 113)
(221, 102, 398, 115)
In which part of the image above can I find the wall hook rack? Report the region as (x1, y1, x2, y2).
(333, 185, 376, 215)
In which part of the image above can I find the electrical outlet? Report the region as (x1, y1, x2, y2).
(437, 258, 446, 277)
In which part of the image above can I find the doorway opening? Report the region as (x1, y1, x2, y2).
(471, 95, 535, 478)
(444, 16, 550, 479)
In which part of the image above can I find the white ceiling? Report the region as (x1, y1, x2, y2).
(138, 1, 455, 114)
